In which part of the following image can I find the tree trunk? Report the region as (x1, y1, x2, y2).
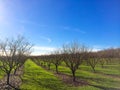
(14, 68, 17, 75)
(48, 64, 51, 70)
(7, 73, 10, 85)
(55, 65, 58, 74)
(72, 70, 76, 82)
(92, 66, 95, 72)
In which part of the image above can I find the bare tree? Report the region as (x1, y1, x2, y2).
(87, 52, 99, 72)
(0, 35, 32, 86)
(51, 50, 62, 74)
(97, 51, 107, 68)
(40, 55, 52, 70)
(46, 57, 52, 70)
(62, 42, 88, 81)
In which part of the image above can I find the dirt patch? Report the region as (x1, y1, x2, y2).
(55, 73, 89, 87)
(0, 66, 24, 90)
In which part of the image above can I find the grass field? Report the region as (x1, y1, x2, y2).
(0, 63, 4, 79)
(20, 60, 100, 90)
(50, 63, 120, 90)
(1, 59, 119, 90)
(0, 70, 4, 79)
(0, 59, 119, 90)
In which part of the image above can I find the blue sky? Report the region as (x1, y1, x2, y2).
(0, 0, 120, 55)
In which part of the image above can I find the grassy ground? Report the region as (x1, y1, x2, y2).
(20, 60, 99, 90)
(0, 63, 4, 79)
(0, 62, 3, 79)
(50, 63, 120, 90)
(0, 70, 4, 79)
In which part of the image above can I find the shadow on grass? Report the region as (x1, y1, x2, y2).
(95, 71, 120, 78)
(76, 76, 120, 90)
(89, 84, 120, 90)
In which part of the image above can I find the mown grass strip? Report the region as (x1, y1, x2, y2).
(20, 60, 100, 90)
(50, 64, 120, 89)
(20, 60, 68, 90)
(0, 70, 4, 79)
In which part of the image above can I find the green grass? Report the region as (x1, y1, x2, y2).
(20, 60, 99, 90)
(80, 64, 120, 76)
(0, 70, 4, 79)
(50, 63, 120, 90)
(0, 62, 4, 79)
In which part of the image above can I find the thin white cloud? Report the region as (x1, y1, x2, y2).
(92, 45, 103, 52)
(92, 45, 111, 52)
(62, 26, 86, 34)
(92, 48, 101, 52)
(32, 46, 56, 55)
(40, 36, 52, 43)
(33, 46, 56, 51)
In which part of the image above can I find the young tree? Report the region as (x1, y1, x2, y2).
(46, 57, 52, 70)
(87, 52, 99, 72)
(51, 51, 62, 74)
(40, 55, 52, 70)
(0, 36, 32, 86)
(62, 42, 88, 81)
(98, 51, 106, 68)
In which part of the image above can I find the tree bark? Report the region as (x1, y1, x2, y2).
(92, 66, 95, 72)
(14, 68, 17, 75)
(55, 65, 58, 74)
(48, 64, 51, 70)
(72, 70, 76, 82)
(7, 73, 10, 85)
